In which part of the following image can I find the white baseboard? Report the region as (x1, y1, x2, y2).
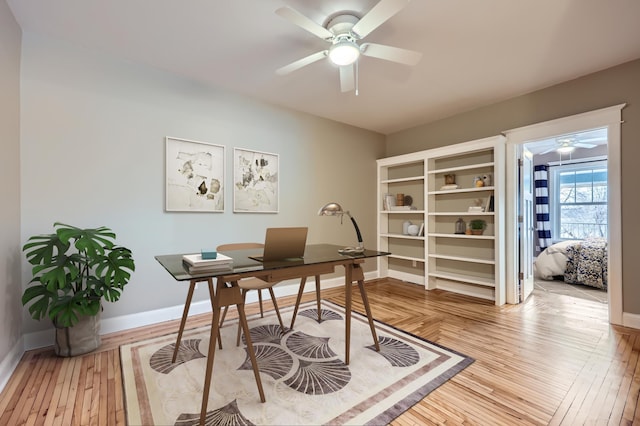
(20, 273, 374, 352)
(622, 312, 640, 330)
(0, 337, 25, 395)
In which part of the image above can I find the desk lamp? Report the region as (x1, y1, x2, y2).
(318, 202, 365, 254)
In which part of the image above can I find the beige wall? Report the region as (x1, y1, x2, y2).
(386, 58, 640, 314)
(0, 1, 22, 374)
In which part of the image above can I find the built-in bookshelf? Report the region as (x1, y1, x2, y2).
(377, 136, 505, 305)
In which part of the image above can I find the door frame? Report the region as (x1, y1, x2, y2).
(503, 104, 625, 325)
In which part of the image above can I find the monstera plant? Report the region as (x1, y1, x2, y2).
(22, 222, 135, 355)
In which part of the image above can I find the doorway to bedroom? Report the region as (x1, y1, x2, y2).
(525, 128, 609, 306)
(503, 104, 624, 326)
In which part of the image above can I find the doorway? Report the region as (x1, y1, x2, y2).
(523, 129, 608, 304)
(503, 104, 624, 326)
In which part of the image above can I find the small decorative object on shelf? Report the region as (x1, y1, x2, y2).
(396, 193, 405, 206)
(469, 219, 486, 235)
(383, 194, 395, 210)
(468, 198, 485, 212)
(403, 220, 412, 235)
(482, 173, 493, 186)
(444, 174, 456, 184)
(474, 176, 485, 187)
(408, 224, 420, 236)
(455, 218, 466, 234)
(403, 195, 413, 206)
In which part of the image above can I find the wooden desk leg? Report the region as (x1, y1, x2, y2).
(290, 276, 307, 329)
(344, 265, 353, 365)
(172, 280, 196, 363)
(314, 275, 322, 322)
(199, 278, 265, 426)
(353, 264, 380, 352)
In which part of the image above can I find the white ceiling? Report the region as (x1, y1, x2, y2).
(7, 0, 640, 135)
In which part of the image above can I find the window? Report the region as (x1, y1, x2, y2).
(551, 160, 607, 240)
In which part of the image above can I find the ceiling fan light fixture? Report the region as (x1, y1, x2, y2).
(557, 145, 575, 154)
(329, 37, 360, 66)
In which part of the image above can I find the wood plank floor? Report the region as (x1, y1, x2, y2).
(1, 278, 639, 425)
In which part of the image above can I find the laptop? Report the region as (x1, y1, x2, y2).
(250, 227, 308, 262)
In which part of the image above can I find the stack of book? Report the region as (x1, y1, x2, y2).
(182, 253, 233, 274)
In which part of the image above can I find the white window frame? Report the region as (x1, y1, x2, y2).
(549, 159, 607, 241)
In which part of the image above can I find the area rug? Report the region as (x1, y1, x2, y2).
(121, 300, 473, 425)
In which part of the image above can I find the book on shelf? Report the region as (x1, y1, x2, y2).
(485, 195, 494, 212)
(418, 222, 425, 237)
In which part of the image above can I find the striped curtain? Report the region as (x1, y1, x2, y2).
(534, 164, 552, 251)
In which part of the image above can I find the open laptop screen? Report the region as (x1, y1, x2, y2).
(250, 227, 308, 262)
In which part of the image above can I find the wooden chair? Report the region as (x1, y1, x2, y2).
(217, 243, 285, 345)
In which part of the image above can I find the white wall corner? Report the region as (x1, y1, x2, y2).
(0, 337, 25, 394)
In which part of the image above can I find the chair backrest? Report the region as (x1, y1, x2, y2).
(217, 242, 264, 251)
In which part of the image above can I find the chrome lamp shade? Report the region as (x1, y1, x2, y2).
(318, 202, 364, 254)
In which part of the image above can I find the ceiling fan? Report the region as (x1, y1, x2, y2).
(275, 0, 422, 93)
(540, 136, 598, 155)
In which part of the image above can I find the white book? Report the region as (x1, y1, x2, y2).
(182, 252, 233, 266)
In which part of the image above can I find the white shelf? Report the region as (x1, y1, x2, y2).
(429, 212, 494, 216)
(428, 254, 495, 265)
(429, 186, 494, 195)
(428, 162, 494, 175)
(389, 254, 425, 263)
(428, 271, 495, 287)
(428, 233, 495, 240)
(381, 176, 424, 184)
(381, 233, 425, 240)
(380, 210, 426, 214)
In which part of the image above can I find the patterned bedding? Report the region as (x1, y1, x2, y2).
(564, 238, 608, 290)
(534, 238, 608, 290)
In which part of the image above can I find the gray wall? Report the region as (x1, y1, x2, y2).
(387, 58, 640, 314)
(0, 1, 22, 375)
(18, 33, 385, 336)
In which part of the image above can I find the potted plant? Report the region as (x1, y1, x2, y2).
(469, 219, 487, 235)
(22, 222, 135, 356)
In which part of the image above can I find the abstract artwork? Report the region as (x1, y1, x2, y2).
(165, 137, 225, 212)
(233, 148, 279, 213)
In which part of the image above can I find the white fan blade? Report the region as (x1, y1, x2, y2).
(361, 43, 422, 66)
(340, 65, 355, 92)
(575, 143, 597, 149)
(351, 0, 411, 39)
(275, 7, 334, 40)
(276, 50, 328, 75)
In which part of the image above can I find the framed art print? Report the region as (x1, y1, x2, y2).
(165, 137, 225, 212)
(233, 148, 279, 213)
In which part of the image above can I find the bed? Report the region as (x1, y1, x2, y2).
(533, 238, 608, 290)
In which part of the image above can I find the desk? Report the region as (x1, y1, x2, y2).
(155, 243, 390, 425)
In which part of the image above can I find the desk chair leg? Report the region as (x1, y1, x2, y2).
(236, 289, 248, 346)
(258, 289, 264, 317)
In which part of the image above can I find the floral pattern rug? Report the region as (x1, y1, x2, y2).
(121, 300, 473, 425)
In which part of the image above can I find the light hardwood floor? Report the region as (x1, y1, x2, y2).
(1, 278, 638, 425)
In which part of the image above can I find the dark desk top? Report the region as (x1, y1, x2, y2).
(155, 244, 390, 281)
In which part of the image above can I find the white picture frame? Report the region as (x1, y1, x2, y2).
(233, 148, 279, 213)
(165, 137, 225, 212)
